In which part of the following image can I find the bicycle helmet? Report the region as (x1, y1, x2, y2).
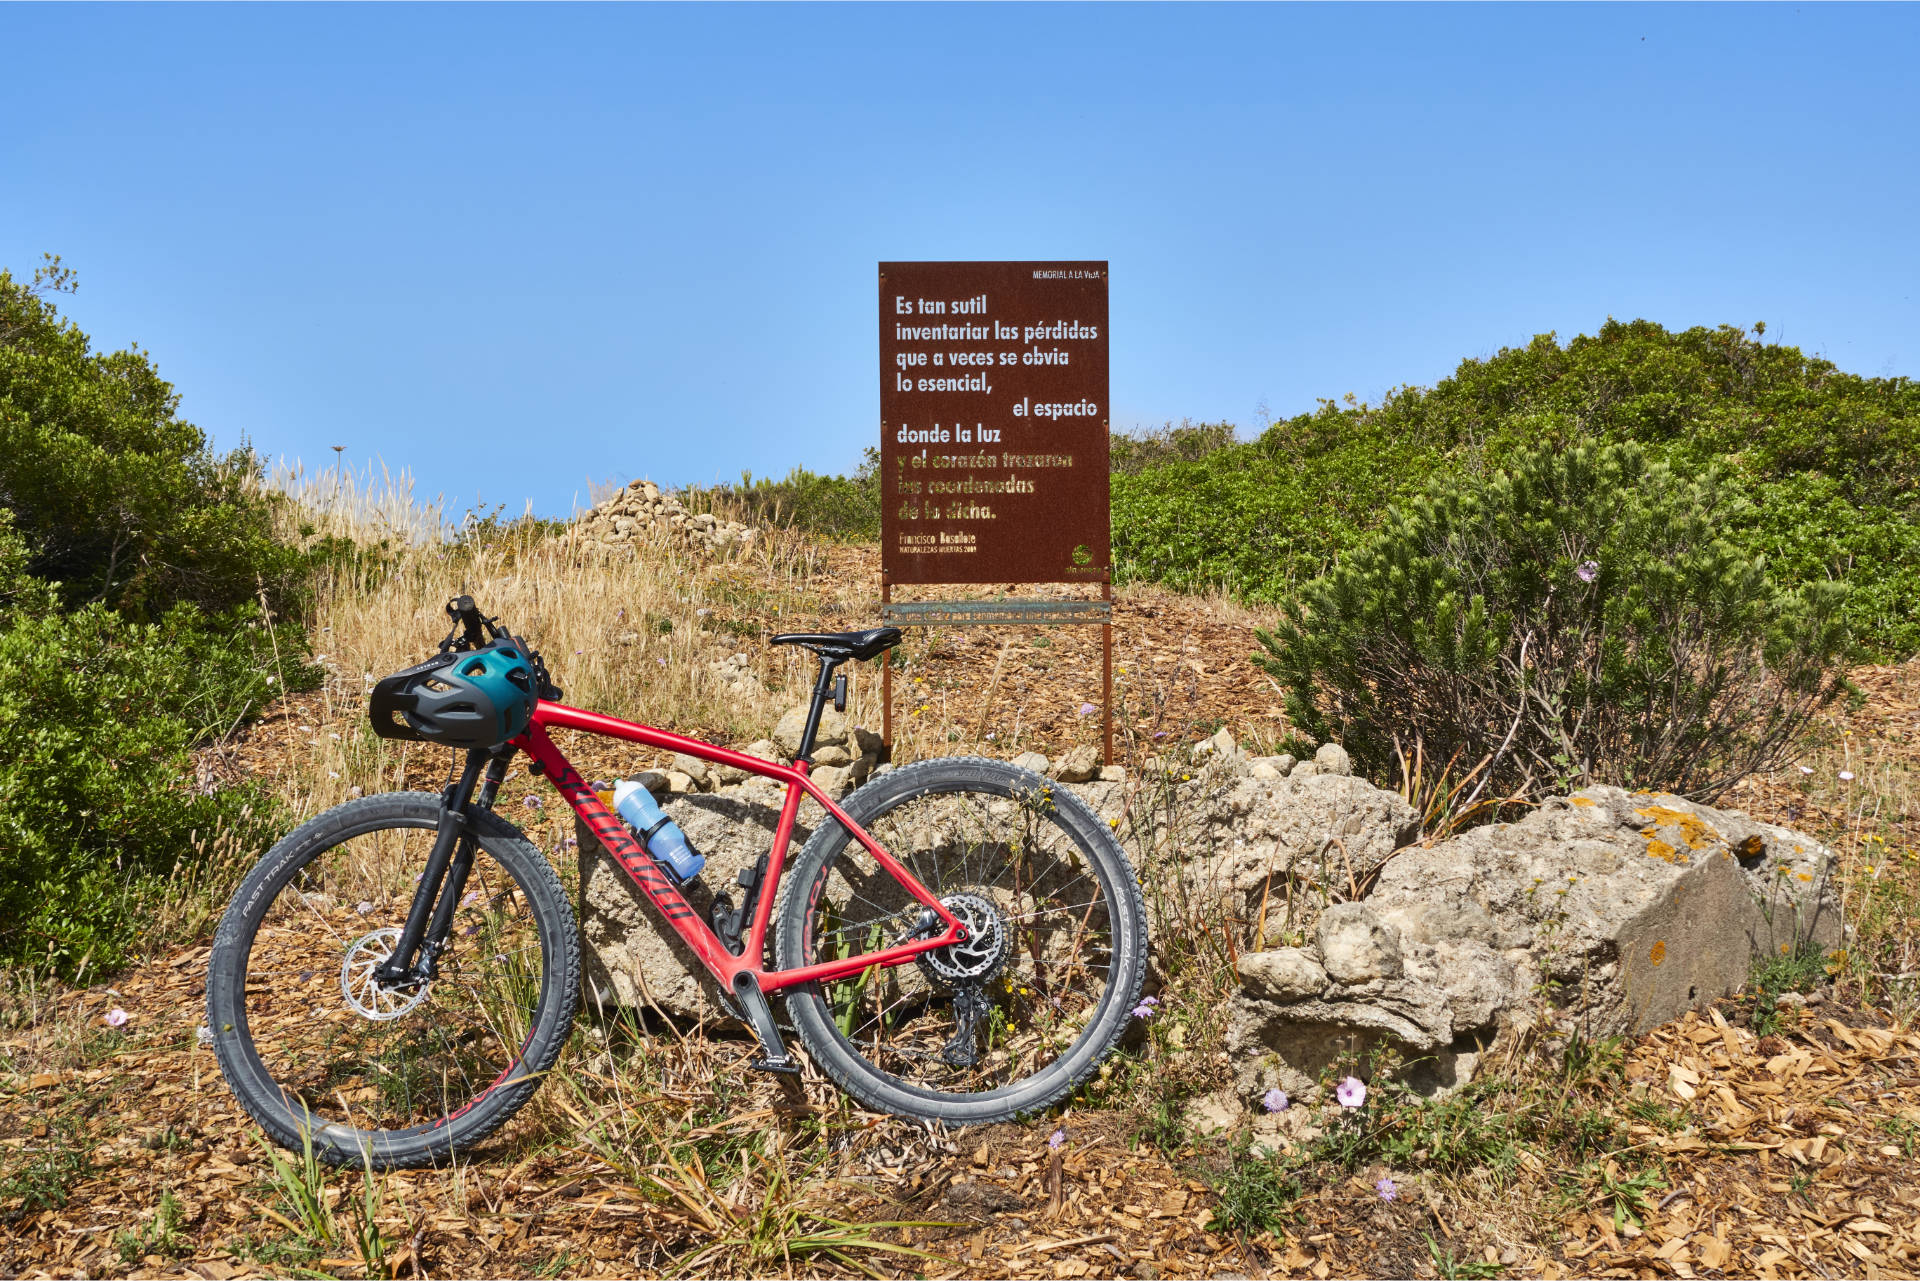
(369, 638, 538, 747)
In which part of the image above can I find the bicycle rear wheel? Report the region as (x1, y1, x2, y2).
(207, 792, 578, 1169)
(775, 757, 1147, 1124)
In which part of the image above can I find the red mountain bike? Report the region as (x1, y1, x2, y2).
(208, 597, 1147, 1168)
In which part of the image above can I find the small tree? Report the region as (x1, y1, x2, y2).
(1256, 441, 1850, 804)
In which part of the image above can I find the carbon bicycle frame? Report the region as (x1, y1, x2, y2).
(514, 701, 966, 996)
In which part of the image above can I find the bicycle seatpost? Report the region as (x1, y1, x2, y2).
(792, 655, 841, 764)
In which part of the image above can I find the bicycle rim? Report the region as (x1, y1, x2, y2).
(794, 773, 1127, 1099)
(232, 816, 551, 1140)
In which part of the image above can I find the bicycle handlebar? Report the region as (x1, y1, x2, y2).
(439, 596, 563, 701)
(445, 595, 491, 649)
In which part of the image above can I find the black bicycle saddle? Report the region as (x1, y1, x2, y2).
(768, 627, 903, 663)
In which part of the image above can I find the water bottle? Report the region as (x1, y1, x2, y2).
(612, 779, 705, 883)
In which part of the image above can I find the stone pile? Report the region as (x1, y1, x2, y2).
(575, 479, 755, 556)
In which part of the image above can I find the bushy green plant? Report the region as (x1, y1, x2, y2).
(0, 258, 304, 977)
(0, 257, 304, 620)
(1115, 320, 1920, 656)
(691, 447, 883, 540)
(0, 516, 282, 974)
(1256, 441, 1851, 802)
(1109, 419, 1239, 475)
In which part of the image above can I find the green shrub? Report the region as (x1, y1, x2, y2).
(0, 257, 304, 621)
(0, 516, 282, 975)
(0, 259, 304, 977)
(1255, 441, 1851, 803)
(1109, 419, 1239, 476)
(1117, 321, 1920, 656)
(690, 448, 883, 541)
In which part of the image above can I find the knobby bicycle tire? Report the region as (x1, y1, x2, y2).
(207, 793, 579, 1169)
(775, 756, 1148, 1124)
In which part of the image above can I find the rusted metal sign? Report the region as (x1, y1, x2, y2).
(878, 261, 1110, 586)
(876, 262, 1116, 763)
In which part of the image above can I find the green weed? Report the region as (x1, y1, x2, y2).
(116, 1189, 189, 1264)
(1426, 1232, 1503, 1279)
(0, 1115, 94, 1212)
(1205, 1138, 1301, 1238)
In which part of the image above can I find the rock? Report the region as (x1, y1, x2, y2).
(1315, 904, 1402, 983)
(1313, 742, 1353, 777)
(1097, 764, 1128, 783)
(1051, 744, 1101, 783)
(1289, 761, 1320, 779)
(577, 781, 805, 1019)
(1228, 936, 1525, 1103)
(1237, 948, 1328, 1001)
(1220, 780, 1845, 1106)
(1248, 755, 1294, 782)
(811, 741, 855, 768)
(1011, 751, 1049, 775)
(1186, 771, 1420, 924)
(773, 704, 848, 757)
(1184, 1090, 1243, 1135)
(939, 1180, 1027, 1220)
(669, 753, 710, 789)
(572, 480, 758, 559)
(810, 768, 864, 795)
(1211, 727, 1240, 760)
(665, 770, 695, 793)
(850, 725, 885, 756)
(741, 738, 786, 765)
(1364, 784, 1844, 1037)
(633, 769, 671, 797)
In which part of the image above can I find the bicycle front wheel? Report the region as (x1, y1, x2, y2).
(206, 793, 579, 1169)
(775, 757, 1148, 1124)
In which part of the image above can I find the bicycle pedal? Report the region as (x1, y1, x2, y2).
(749, 1054, 802, 1076)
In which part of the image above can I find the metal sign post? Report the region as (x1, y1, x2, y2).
(877, 261, 1113, 763)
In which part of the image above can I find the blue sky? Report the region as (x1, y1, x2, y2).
(3, 3, 1915, 518)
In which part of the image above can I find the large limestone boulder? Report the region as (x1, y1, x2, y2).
(1365, 785, 1841, 1033)
(1227, 782, 1845, 1106)
(1182, 770, 1420, 937)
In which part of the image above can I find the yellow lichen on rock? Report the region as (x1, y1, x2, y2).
(1636, 804, 1717, 851)
(1643, 836, 1687, 864)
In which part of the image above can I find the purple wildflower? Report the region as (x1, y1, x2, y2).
(1576, 560, 1600, 584)
(103, 1008, 129, 1028)
(1263, 1088, 1289, 1113)
(356, 900, 374, 916)
(1336, 1076, 1367, 1108)
(1078, 703, 1096, 718)
(524, 795, 543, 809)
(1048, 1128, 1066, 1151)
(1375, 1176, 1397, 1202)
(1131, 995, 1159, 1020)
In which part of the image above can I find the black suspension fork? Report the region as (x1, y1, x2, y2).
(376, 745, 514, 985)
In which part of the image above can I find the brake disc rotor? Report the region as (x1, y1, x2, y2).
(917, 892, 1009, 987)
(340, 926, 432, 1022)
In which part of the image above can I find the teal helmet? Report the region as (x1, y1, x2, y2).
(369, 638, 538, 748)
